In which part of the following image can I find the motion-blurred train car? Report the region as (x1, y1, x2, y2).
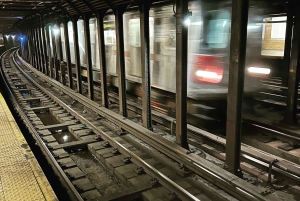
(59, 0, 285, 100)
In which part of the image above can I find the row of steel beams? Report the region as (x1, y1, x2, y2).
(225, 0, 300, 175)
(18, 0, 300, 178)
(20, 3, 155, 127)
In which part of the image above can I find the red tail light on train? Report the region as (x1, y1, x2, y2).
(191, 54, 224, 84)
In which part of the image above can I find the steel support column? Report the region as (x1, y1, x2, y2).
(29, 28, 34, 62)
(27, 29, 32, 63)
(63, 18, 73, 89)
(37, 19, 45, 74)
(34, 22, 42, 71)
(56, 20, 65, 84)
(282, 14, 293, 87)
(225, 0, 249, 176)
(83, 13, 94, 100)
(31, 28, 38, 67)
(23, 29, 30, 61)
(51, 24, 59, 80)
(45, 25, 53, 78)
(20, 31, 25, 57)
(41, 19, 48, 75)
(56, 21, 64, 63)
(284, 13, 300, 125)
(175, 0, 189, 149)
(96, 10, 109, 108)
(115, 6, 127, 117)
(72, 17, 83, 94)
(139, 2, 153, 130)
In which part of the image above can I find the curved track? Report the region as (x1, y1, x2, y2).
(1, 48, 299, 200)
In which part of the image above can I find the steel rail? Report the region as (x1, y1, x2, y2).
(0, 49, 84, 201)
(243, 118, 300, 145)
(12, 51, 199, 201)
(89, 83, 300, 183)
(16, 50, 278, 201)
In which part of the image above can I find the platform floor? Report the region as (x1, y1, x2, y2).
(0, 93, 57, 201)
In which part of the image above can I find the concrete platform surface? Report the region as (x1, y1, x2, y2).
(0, 93, 57, 201)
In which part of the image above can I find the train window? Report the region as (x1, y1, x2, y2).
(104, 19, 116, 45)
(128, 19, 141, 47)
(94, 18, 100, 70)
(261, 16, 286, 57)
(104, 30, 116, 45)
(205, 10, 230, 49)
(89, 18, 98, 68)
(104, 15, 117, 75)
(77, 19, 86, 66)
(0, 33, 4, 47)
(270, 17, 286, 39)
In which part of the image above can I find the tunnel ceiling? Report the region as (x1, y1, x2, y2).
(0, 0, 291, 34)
(0, 0, 61, 33)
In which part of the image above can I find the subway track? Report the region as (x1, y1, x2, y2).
(78, 71, 300, 186)
(0, 48, 290, 200)
(12, 48, 299, 198)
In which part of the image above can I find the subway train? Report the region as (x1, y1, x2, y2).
(58, 0, 286, 100)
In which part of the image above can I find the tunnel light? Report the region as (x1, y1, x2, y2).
(11, 35, 15, 39)
(5, 35, 9, 39)
(248, 67, 270, 75)
(53, 27, 60, 35)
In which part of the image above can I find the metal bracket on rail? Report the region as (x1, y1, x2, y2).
(268, 159, 288, 190)
(86, 129, 94, 134)
(71, 99, 76, 105)
(134, 167, 144, 174)
(111, 148, 119, 155)
(95, 115, 104, 120)
(102, 141, 110, 147)
(164, 192, 177, 201)
(93, 135, 102, 141)
(116, 128, 127, 136)
(170, 119, 176, 135)
(268, 159, 278, 183)
(178, 163, 191, 177)
(148, 178, 159, 187)
(121, 156, 131, 164)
